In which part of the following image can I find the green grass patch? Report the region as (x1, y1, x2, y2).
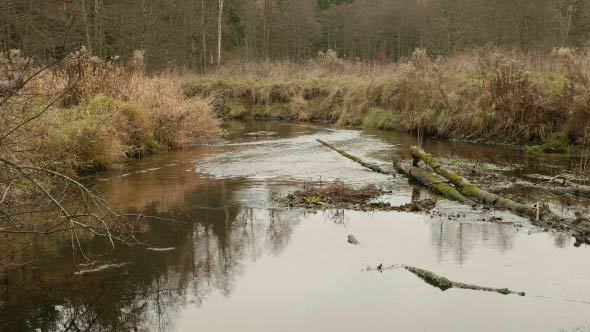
(362, 107, 396, 129)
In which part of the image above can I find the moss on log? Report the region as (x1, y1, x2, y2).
(404, 265, 525, 296)
(317, 139, 466, 202)
(410, 146, 537, 218)
(410, 146, 590, 246)
(317, 139, 393, 175)
(392, 155, 467, 202)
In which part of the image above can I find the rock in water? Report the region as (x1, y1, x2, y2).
(347, 234, 360, 245)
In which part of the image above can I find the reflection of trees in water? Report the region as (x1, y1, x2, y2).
(430, 220, 516, 265)
(0, 178, 303, 332)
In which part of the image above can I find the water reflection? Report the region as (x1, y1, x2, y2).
(0, 203, 303, 331)
(430, 221, 516, 265)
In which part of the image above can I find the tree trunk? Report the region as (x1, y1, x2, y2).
(94, 0, 102, 57)
(217, 0, 224, 66)
(82, 0, 92, 53)
(200, 0, 207, 74)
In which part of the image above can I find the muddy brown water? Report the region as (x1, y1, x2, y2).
(1, 120, 590, 332)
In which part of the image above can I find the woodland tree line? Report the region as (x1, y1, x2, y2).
(1, 0, 590, 71)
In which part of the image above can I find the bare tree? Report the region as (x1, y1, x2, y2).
(217, 0, 224, 66)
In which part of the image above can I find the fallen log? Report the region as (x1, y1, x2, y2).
(410, 146, 590, 245)
(317, 139, 392, 175)
(392, 155, 467, 202)
(548, 185, 590, 199)
(410, 146, 538, 219)
(317, 139, 466, 202)
(403, 265, 526, 296)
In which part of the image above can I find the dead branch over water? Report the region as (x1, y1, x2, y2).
(0, 50, 198, 271)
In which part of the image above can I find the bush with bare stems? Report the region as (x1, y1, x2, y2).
(0, 49, 220, 271)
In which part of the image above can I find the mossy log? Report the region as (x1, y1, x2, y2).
(548, 185, 590, 199)
(410, 146, 590, 245)
(317, 139, 466, 202)
(317, 139, 393, 175)
(404, 265, 525, 296)
(392, 155, 467, 202)
(410, 146, 538, 219)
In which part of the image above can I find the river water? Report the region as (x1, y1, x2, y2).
(1, 120, 589, 332)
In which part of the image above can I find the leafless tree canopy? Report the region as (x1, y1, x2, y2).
(2, 0, 590, 71)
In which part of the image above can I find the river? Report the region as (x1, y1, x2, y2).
(1, 120, 589, 332)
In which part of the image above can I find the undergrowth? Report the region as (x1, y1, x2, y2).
(184, 47, 590, 149)
(1, 48, 220, 175)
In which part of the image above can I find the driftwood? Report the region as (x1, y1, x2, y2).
(410, 146, 538, 218)
(403, 265, 525, 296)
(317, 139, 466, 202)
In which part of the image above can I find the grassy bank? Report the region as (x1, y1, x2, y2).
(183, 48, 590, 152)
(1, 49, 220, 176)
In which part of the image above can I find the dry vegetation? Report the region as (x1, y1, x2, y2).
(1, 48, 220, 175)
(284, 182, 381, 207)
(184, 47, 590, 151)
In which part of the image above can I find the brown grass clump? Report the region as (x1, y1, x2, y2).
(124, 75, 220, 149)
(284, 182, 381, 207)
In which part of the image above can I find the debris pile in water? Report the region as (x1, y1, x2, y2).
(283, 182, 381, 208)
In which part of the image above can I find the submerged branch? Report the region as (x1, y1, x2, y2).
(370, 264, 525, 296)
(316, 139, 393, 175)
(403, 265, 526, 296)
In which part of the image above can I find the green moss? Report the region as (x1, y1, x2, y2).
(461, 184, 481, 197)
(251, 104, 270, 118)
(433, 183, 464, 202)
(404, 266, 453, 291)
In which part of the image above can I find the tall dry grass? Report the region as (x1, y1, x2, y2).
(186, 47, 590, 149)
(1, 48, 220, 175)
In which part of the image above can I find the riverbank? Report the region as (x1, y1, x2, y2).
(1, 49, 220, 176)
(183, 48, 590, 154)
